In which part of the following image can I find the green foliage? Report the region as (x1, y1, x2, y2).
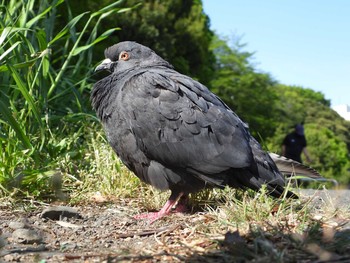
(65, 0, 215, 85)
(271, 84, 331, 126)
(0, 0, 126, 196)
(306, 124, 350, 184)
(210, 35, 279, 139)
(115, 0, 215, 85)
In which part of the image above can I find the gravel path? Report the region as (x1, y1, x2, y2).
(300, 189, 350, 210)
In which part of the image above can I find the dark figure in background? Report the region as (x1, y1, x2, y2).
(282, 124, 312, 163)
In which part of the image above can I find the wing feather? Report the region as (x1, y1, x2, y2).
(124, 70, 253, 173)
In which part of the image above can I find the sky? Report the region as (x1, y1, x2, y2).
(202, 0, 350, 107)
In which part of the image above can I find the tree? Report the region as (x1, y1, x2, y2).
(65, 0, 215, 85)
(307, 124, 350, 184)
(210, 35, 279, 139)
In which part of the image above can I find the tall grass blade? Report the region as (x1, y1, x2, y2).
(0, 41, 21, 62)
(71, 28, 120, 57)
(48, 11, 90, 46)
(25, 1, 61, 28)
(0, 97, 32, 149)
(6, 64, 45, 145)
(91, 0, 125, 17)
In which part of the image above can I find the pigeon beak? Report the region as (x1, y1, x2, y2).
(95, 58, 115, 72)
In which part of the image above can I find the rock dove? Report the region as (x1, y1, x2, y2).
(92, 41, 298, 222)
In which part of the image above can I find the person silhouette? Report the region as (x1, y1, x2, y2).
(282, 124, 312, 163)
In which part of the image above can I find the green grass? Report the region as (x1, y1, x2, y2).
(0, 0, 132, 197)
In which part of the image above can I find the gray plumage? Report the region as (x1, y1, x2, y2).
(269, 153, 322, 179)
(92, 41, 297, 220)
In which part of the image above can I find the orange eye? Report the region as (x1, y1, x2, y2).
(119, 51, 129, 61)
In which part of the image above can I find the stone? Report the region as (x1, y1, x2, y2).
(40, 206, 81, 220)
(12, 229, 42, 244)
(9, 219, 29, 230)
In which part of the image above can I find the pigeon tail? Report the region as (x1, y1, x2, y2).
(269, 153, 323, 179)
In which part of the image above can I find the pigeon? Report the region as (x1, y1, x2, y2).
(92, 41, 314, 222)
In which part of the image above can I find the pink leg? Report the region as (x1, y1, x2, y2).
(134, 191, 184, 223)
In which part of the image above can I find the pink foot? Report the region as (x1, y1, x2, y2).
(134, 192, 186, 223)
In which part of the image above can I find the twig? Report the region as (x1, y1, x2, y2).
(65, 252, 186, 261)
(116, 224, 180, 238)
(0, 245, 47, 256)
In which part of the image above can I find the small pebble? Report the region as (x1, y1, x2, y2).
(12, 229, 42, 244)
(9, 220, 29, 230)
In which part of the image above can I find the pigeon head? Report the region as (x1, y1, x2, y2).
(95, 41, 172, 74)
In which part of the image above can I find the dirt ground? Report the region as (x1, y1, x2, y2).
(1, 191, 350, 262)
(1, 198, 234, 263)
